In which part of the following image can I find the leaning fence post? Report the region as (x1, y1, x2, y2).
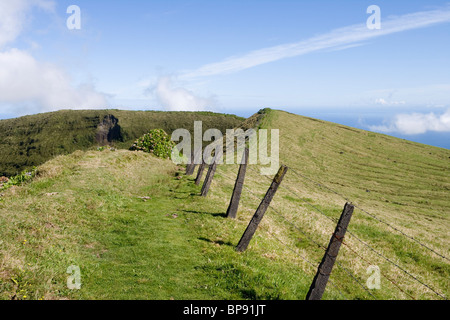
(201, 162, 217, 197)
(236, 165, 288, 252)
(306, 202, 354, 300)
(195, 160, 206, 185)
(226, 147, 249, 219)
(185, 150, 195, 175)
(186, 148, 201, 176)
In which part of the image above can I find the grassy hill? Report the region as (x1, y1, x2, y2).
(0, 109, 448, 300)
(245, 110, 449, 299)
(0, 109, 244, 177)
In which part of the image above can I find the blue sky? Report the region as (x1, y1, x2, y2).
(0, 0, 449, 148)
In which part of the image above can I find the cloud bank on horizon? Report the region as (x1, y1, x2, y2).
(154, 76, 217, 112)
(369, 108, 450, 135)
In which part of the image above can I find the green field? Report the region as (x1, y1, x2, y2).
(0, 109, 448, 300)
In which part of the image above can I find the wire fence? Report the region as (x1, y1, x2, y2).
(287, 166, 450, 263)
(218, 168, 376, 300)
(213, 162, 448, 300)
(284, 166, 448, 299)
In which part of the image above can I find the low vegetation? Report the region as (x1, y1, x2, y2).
(0, 109, 448, 300)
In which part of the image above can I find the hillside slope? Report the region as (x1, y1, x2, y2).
(0, 109, 244, 177)
(238, 109, 450, 298)
(260, 109, 449, 238)
(0, 109, 448, 300)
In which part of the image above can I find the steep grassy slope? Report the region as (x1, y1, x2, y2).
(229, 109, 449, 299)
(0, 109, 448, 300)
(0, 110, 244, 177)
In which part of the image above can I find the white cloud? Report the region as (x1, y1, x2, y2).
(154, 76, 216, 111)
(0, 0, 55, 48)
(0, 0, 108, 115)
(181, 6, 450, 79)
(0, 49, 108, 113)
(370, 108, 450, 135)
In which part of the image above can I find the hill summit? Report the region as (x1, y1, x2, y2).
(0, 109, 244, 176)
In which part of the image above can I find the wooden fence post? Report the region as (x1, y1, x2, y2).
(185, 150, 195, 175)
(226, 148, 249, 219)
(195, 160, 206, 185)
(186, 148, 201, 176)
(306, 202, 354, 300)
(236, 165, 288, 252)
(200, 162, 217, 197)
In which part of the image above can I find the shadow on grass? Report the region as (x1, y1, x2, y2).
(182, 210, 227, 218)
(198, 237, 235, 248)
(168, 188, 199, 198)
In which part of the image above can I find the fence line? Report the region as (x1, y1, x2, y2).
(247, 165, 447, 299)
(340, 239, 416, 300)
(239, 165, 447, 299)
(192, 158, 447, 300)
(218, 167, 375, 299)
(261, 225, 348, 300)
(218, 169, 350, 299)
(265, 202, 377, 299)
(288, 166, 450, 263)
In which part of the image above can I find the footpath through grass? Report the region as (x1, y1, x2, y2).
(3, 113, 447, 300)
(0, 149, 311, 300)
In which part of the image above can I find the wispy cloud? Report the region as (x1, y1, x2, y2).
(181, 6, 450, 79)
(374, 98, 406, 106)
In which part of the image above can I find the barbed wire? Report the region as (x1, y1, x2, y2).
(261, 225, 349, 300)
(234, 165, 447, 299)
(247, 166, 338, 225)
(217, 166, 375, 300)
(283, 169, 447, 299)
(288, 166, 450, 263)
(266, 205, 379, 299)
(344, 227, 447, 299)
(339, 239, 416, 300)
(248, 168, 418, 299)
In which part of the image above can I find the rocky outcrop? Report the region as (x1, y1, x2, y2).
(95, 115, 123, 146)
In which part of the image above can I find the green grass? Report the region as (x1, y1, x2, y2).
(0, 149, 314, 300)
(251, 109, 450, 300)
(0, 109, 448, 300)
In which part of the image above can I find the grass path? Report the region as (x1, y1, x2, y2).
(0, 149, 312, 300)
(1, 110, 448, 300)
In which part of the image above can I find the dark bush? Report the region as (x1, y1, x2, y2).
(130, 129, 175, 159)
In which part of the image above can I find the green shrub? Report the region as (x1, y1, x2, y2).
(130, 129, 176, 159)
(0, 167, 37, 191)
